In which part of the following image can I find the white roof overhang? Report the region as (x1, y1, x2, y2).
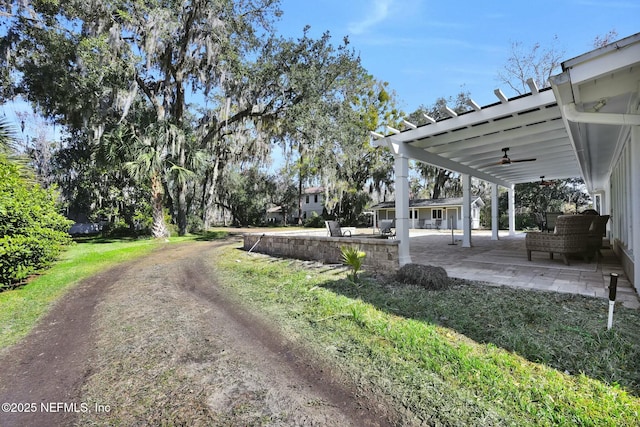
(550, 33, 640, 193)
(373, 32, 640, 192)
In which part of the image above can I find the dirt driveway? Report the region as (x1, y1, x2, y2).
(0, 241, 397, 426)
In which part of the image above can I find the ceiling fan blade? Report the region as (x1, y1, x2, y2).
(510, 158, 537, 163)
(479, 160, 504, 168)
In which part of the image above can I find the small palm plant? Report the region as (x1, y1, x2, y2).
(340, 246, 366, 283)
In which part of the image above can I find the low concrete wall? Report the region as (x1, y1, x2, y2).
(243, 233, 400, 271)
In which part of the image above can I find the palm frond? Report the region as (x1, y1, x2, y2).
(0, 117, 18, 154)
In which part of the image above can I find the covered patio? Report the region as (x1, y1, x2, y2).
(372, 33, 640, 295)
(408, 229, 639, 309)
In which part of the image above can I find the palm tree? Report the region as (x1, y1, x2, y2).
(0, 118, 17, 154)
(0, 118, 32, 180)
(101, 122, 173, 238)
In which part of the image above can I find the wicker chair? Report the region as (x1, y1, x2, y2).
(525, 215, 594, 265)
(586, 215, 610, 262)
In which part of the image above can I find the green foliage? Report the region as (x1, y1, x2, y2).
(3, 1, 401, 237)
(303, 212, 324, 228)
(218, 166, 274, 226)
(340, 245, 366, 282)
(0, 155, 72, 288)
(498, 213, 538, 230)
(497, 178, 591, 220)
(0, 237, 165, 349)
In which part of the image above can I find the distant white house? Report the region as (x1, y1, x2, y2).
(266, 206, 286, 224)
(266, 187, 326, 224)
(370, 197, 485, 230)
(300, 186, 325, 221)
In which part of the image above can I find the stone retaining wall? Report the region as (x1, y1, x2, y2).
(243, 233, 400, 271)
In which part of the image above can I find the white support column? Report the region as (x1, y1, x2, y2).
(462, 174, 472, 247)
(508, 184, 516, 236)
(395, 153, 412, 265)
(491, 183, 499, 240)
(631, 126, 640, 291)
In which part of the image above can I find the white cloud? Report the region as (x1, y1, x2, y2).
(347, 0, 393, 35)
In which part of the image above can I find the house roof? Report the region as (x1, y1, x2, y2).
(550, 32, 640, 192)
(372, 32, 640, 192)
(371, 197, 483, 210)
(304, 186, 324, 194)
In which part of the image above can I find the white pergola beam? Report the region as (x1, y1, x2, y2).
(444, 106, 458, 118)
(494, 88, 509, 104)
(402, 119, 417, 129)
(467, 98, 481, 111)
(423, 113, 436, 124)
(526, 78, 539, 94)
(443, 129, 569, 158)
(464, 142, 575, 168)
(416, 113, 566, 151)
(383, 138, 511, 188)
(394, 90, 557, 143)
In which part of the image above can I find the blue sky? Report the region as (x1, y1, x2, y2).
(275, 0, 639, 113)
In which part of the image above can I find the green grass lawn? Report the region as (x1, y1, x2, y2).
(214, 243, 640, 426)
(0, 232, 230, 350)
(2, 235, 638, 425)
(0, 237, 165, 349)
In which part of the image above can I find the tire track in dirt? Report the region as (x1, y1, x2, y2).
(176, 253, 397, 426)
(0, 254, 142, 427)
(0, 240, 399, 426)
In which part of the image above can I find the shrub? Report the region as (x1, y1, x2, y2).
(0, 156, 73, 289)
(396, 263, 449, 290)
(303, 212, 325, 228)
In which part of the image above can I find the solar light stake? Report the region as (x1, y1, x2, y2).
(607, 273, 618, 330)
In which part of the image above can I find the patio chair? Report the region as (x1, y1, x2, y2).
(379, 220, 396, 239)
(544, 212, 563, 232)
(586, 215, 609, 262)
(325, 220, 351, 237)
(525, 215, 594, 265)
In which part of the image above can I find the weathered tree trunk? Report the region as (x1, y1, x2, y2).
(176, 137, 188, 235)
(297, 145, 304, 225)
(297, 173, 303, 225)
(150, 174, 169, 238)
(174, 78, 189, 236)
(431, 169, 449, 199)
(201, 157, 223, 230)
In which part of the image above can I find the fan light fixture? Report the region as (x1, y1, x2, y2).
(496, 148, 536, 165)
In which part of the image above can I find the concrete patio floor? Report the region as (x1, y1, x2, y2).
(407, 229, 640, 309)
